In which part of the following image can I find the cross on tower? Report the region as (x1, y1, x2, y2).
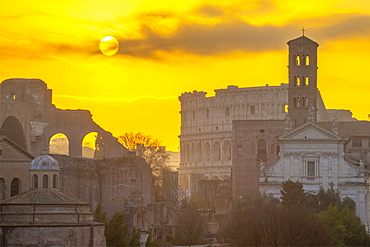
(302, 27, 306, 36)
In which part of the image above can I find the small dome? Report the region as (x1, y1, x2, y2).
(30, 154, 60, 171)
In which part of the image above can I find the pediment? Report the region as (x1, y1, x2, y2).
(0, 136, 34, 160)
(279, 122, 342, 140)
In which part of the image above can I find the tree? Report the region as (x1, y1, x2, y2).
(306, 184, 356, 213)
(175, 203, 206, 245)
(220, 193, 331, 246)
(280, 179, 306, 207)
(315, 205, 370, 246)
(94, 204, 108, 224)
(105, 212, 128, 247)
(117, 132, 170, 201)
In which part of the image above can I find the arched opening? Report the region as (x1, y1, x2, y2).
(49, 133, 69, 155)
(53, 175, 58, 189)
(213, 142, 220, 161)
(305, 76, 309, 86)
(223, 141, 231, 161)
(196, 142, 202, 161)
(305, 97, 309, 107)
(10, 178, 21, 197)
(0, 178, 6, 200)
(82, 132, 98, 158)
(257, 139, 267, 159)
(294, 97, 297, 107)
(33, 174, 38, 189)
(297, 97, 301, 108)
(186, 143, 190, 162)
(296, 76, 301, 86)
(191, 143, 195, 162)
(302, 97, 306, 107)
(204, 142, 210, 161)
(43, 175, 48, 189)
(0, 116, 27, 150)
(296, 56, 300, 65)
(306, 55, 310, 65)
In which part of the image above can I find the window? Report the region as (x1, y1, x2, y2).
(307, 161, 315, 178)
(43, 175, 48, 189)
(33, 175, 38, 189)
(250, 105, 255, 114)
(296, 56, 301, 65)
(206, 109, 209, 118)
(284, 105, 288, 112)
(192, 111, 195, 119)
(11, 178, 20, 197)
(306, 55, 310, 65)
(298, 45, 303, 52)
(296, 76, 301, 86)
(257, 139, 267, 159)
(353, 138, 362, 148)
(53, 175, 58, 189)
(305, 76, 309, 86)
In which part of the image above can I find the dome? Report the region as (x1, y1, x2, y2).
(30, 154, 60, 171)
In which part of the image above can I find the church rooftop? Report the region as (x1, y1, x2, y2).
(0, 189, 88, 205)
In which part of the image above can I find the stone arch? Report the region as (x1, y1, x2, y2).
(223, 141, 231, 161)
(81, 132, 98, 158)
(196, 142, 202, 161)
(204, 142, 210, 161)
(213, 142, 220, 161)
(0, 178, 5, 200)
(49, 133, 69, 155)
(0, 116, 27, 150)
(10, 178, 21, 197)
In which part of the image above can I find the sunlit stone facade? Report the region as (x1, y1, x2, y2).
(178, 85, 289, 194)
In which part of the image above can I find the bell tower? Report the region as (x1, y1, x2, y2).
(287, 33, 319, 127)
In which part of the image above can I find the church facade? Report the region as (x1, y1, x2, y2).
(232, 35, 370, 227)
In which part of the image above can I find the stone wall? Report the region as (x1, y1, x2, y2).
(52, 154, 155, 219)
(0, 225, 106, 247)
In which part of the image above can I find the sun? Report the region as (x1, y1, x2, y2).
(99, 36, 119, 56)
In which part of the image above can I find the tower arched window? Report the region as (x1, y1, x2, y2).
(297, 97, 300, 107)
(53, 175, 58, 189)
(296, 76, 301, 86)
(305, 97, 309, 107)
(305, 76, 309, 86)
(43, 175, 48, 189)
(11, 178, 21, 197)
(257, 139, 267, 159)
(0, 178, 6, 200)
(302, 97, 306, 107)
(296, 56, 301, 66)
(33, 174, 38, 189)
(306, 55, 310, 65)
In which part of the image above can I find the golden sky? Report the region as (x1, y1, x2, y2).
(1, 0, 370, 151)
